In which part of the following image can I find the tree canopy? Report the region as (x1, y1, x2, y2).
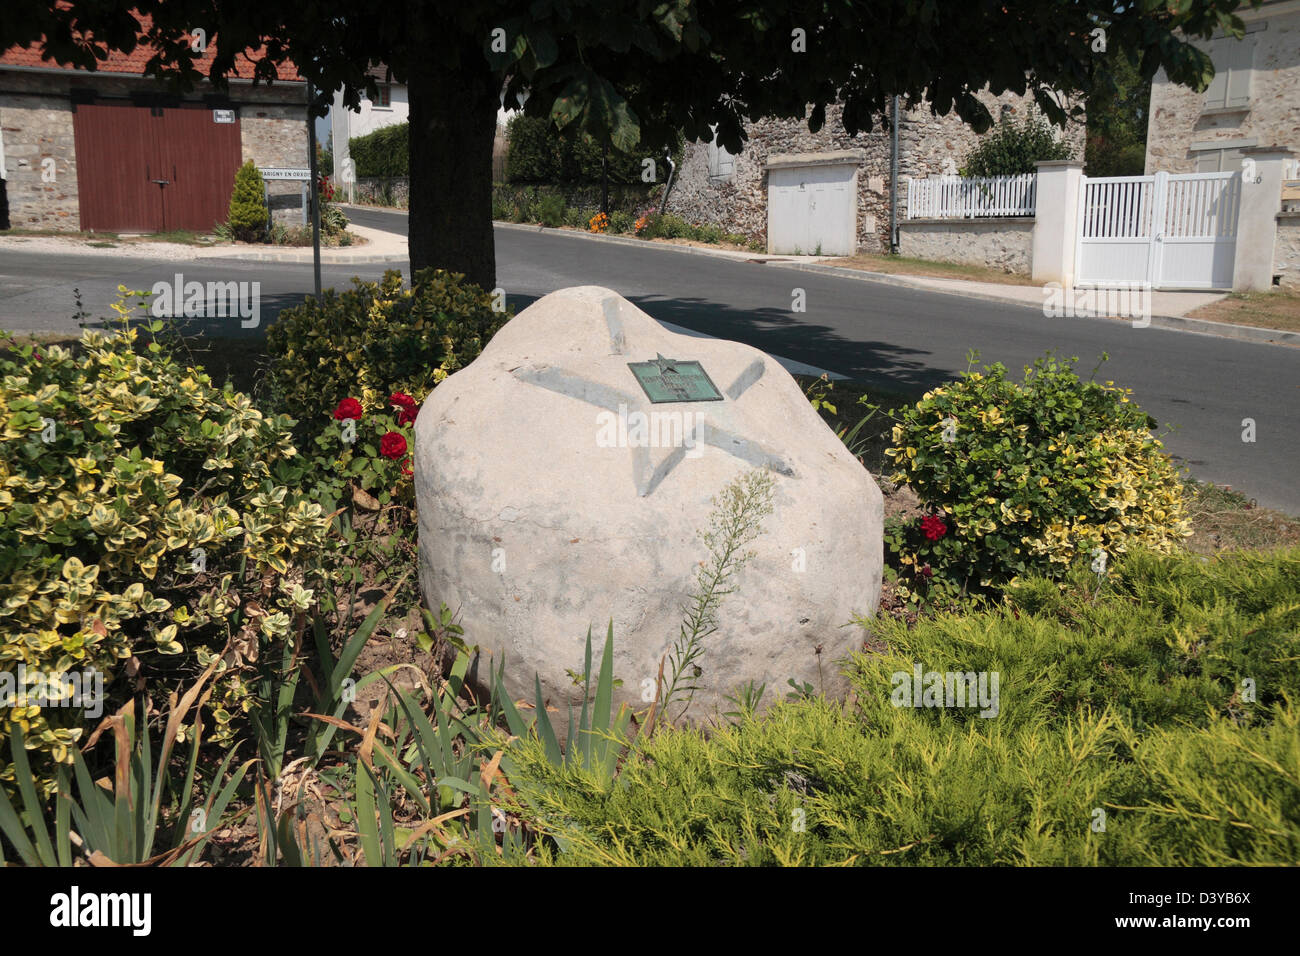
(2, 0, 1257, 286)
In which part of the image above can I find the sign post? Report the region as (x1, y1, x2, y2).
(307, 81, 322, 302)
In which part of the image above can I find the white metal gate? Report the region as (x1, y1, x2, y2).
(1075, 171, 1240, 290)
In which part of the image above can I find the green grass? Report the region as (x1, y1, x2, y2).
(824, 251, 1037, 286)
(147, 229, 215, 246)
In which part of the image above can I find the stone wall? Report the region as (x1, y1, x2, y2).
(239, 100, 310, 226)
(354, 176, 410, 207)
(1145, 6, 1300, 173)
(0, 74, 80, 229)
(663, 102, 891, 252)
(1275, 212, 1300, 290)
(0, 69, 306, 231)
(898, 218, 1035, 274)
(665, 90, 1084, 254)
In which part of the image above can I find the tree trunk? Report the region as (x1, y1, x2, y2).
(406, 44, 500, 291)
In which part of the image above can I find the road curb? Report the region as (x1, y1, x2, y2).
(489, 219, 794, 263)
(194, 250, 409, 264)
(492, 222, 1297, 347)
(763, 260, 1300, 348)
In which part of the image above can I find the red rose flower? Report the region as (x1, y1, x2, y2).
(380, 431, 407, 460)
(333, 397, 363, 420)
(920, 514, 947, 541)
(400, 456, 414, 478)
(920, 564, 934, 579)
(389, 392, 418, 425)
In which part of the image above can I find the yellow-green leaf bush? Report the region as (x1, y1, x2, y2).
(0, 298, 328, 793)
(884, 354, 1190, 597)
(265, 268, 510, 440)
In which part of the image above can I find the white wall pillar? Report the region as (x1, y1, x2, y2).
(1232, 147, 1292, 292)
(331, 88, 355, 204)
(1031, 159, 1085, 287)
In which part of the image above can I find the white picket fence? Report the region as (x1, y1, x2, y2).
(906, 174, 1037, 219)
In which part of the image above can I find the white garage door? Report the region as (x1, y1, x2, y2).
(767, 162, 858, 256)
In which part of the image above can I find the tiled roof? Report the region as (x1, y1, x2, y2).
(0, 11, 304, 82)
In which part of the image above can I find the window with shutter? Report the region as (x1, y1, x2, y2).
(1194, 147, 1246, 174)
(1225, 39, 1255, 107)
(706, 124, 736, 182)
(1202, 35, 1255, 112)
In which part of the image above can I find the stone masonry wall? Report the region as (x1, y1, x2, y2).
(665, 90, 1085, 255)
(0, 69, 306, 231)
(240, 101, 310, 226)
(1145, 7, 1300, 173)
(664, 102, 891, 252)
(1, 74, 80, 229)
(1275, 212, 1300, 290)
(898, 218, 1035, 274)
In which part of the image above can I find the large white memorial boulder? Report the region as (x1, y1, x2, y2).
(414, 286, 882, 724)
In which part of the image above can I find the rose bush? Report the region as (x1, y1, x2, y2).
(266, 268, 509, 443)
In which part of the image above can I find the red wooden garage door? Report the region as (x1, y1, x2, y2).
(73, 101, 242, 233)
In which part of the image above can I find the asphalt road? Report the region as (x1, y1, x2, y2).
(2, 206, 1296, 512)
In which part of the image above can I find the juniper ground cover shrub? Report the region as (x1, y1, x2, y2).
(497, 546, 1300, 866)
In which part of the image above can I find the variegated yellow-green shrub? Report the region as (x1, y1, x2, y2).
(884, 353, 1190, 600)
(0, 291, 328, 794)
(265, 267, 510, 441)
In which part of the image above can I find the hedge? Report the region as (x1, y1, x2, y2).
(350, 123, 409, 179)
(505, 114, 684, 185)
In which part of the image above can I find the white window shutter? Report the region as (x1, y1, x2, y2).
(1203, 39, 1230, 109)
(1225, 39, 1255, 107)
(716, 147, 735, 178)
(706, 124, 735, 181)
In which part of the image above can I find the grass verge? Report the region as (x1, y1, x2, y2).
(822, 252, 1038, 286)
(1186, 288, 1300, 334)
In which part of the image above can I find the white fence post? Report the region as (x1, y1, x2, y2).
(1031, 160, 1085, 286)
(1232, 147, 1292, 291)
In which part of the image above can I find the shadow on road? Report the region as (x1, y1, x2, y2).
(497, 290, 945, 395)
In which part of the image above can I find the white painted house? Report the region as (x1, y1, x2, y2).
(330, 63, 408, 197)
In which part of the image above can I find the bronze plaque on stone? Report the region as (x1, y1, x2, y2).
(628, 354, 724, 403)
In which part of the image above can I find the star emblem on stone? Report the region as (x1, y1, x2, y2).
(509, 295, 794, 497)
(652, 353, 680, 374)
